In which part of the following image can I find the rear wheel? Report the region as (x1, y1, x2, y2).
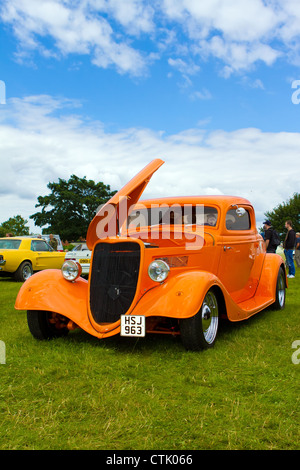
(14, 261, 33, 282)
(27, 310, 69, 340)
(180, 289, 219, 351)
(272, 266, 286, 310)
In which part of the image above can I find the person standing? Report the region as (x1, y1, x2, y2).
(49, 234, 58, 251)
(263, 220, 276, 253)
(284, 220, 296, 278)
(295, 232, 300, 268)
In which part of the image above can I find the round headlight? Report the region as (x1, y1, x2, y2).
(61, 260, 82, 281)
(148, 260, 170, 283)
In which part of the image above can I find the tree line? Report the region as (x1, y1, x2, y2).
(1, 175, 299, 240)
(0, 175, 116, 241)
(264, 192, 299, 238)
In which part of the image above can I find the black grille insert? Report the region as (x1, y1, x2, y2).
(89, 242, 141, 323)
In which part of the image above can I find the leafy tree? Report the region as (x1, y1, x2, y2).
(264, 193, 300, 236)
(0, 215, 30, 237)
(30, 175, 117, 241)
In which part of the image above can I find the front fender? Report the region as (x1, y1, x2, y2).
(15, 269, 94, 335)
(132, 270, 221, 319)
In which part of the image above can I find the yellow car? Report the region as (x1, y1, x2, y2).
(0, 237, 66, 282)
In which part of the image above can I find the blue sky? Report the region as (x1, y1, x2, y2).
(0, 0, 300, 231)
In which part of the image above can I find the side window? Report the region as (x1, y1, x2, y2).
(226, 208, 251, 231)
(31, 240, 51, 252)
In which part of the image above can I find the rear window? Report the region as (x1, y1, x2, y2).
(0, 239, 22, 249)
(226, 209, 251, 230)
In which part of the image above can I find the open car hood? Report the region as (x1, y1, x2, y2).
(86, 159, 164, 249)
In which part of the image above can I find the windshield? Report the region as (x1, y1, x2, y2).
(0, 239, 22, 249)
(72, 244, 88, 251)
(127, 205, 218, 229)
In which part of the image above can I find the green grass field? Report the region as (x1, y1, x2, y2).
(0, 269, 299, 450)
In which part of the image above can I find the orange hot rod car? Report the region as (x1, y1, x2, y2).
(15, 159, 287, 350)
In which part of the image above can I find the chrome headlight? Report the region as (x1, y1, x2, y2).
(61, 260, 82, 281)
(148, 259, 170, 283)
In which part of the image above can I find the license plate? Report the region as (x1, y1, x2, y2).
(79, 259, 90, 263)
(120, 315, 146, 337)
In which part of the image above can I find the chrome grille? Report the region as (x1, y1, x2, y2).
(89, 242, 140, 323)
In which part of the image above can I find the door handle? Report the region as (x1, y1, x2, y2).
(223, 246, 232, 251)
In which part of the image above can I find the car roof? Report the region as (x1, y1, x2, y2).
(136, 195, 252, 208)
(0, 237, 47, 241)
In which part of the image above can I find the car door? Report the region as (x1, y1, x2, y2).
(217, 206, 264, 304)
(31, 240, 63, 270)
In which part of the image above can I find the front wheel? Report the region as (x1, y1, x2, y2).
(180, 289, 219, 351)
(27, 310, 69, 340)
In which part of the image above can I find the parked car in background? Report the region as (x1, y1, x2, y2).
(0, 237, 65, 282)
(42, 234, 64, 251)
(15, 160, 287, 350)
(64, 243, 91, 275)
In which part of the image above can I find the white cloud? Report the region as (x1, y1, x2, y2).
(0, 95, 299, 230)
(160, 0, 284, 76)
(168, 58, 200, 76)
(94, 0, 155, 35)
(2, 0, 300, 77)
(197, 37, 281, 77)
(162, 0, 277, 40)
(189, 89, 212, 101)
(168, 57, 203, 90)
(251, 79, 265, 90)
(0, 0, 149, 76)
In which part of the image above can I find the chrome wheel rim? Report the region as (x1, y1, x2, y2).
(23, 265, 32, 280)
(278, 273, 285, 307)
(201, 291, 219, 344)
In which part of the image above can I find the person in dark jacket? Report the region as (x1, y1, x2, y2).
(284, 220, 296, 278)
(263, 220, 276, 253)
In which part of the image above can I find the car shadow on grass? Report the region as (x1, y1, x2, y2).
(65, 327, 182, 354)
(59, 305, 276, 354)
